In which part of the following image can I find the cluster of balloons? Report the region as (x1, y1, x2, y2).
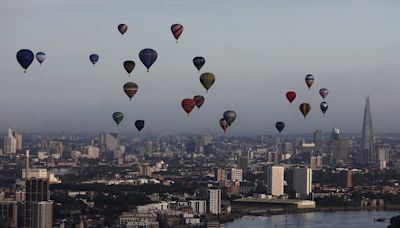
(277, 74, 331, 133)
(219, 111, 237, 133)
(181, 95, 206, 116)
(112, 112, 145, 133)
(16, 49, 47, 73)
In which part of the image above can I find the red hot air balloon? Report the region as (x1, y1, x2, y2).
(286, 91, 296, 104)
(299, 103, 311, 119)
(118, 24, 128, 36)
(219, 118, 229, 133)
(171, 24, 183, 43)
(181, 99, 196, 116)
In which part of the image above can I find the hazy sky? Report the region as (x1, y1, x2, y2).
(1, 0, 399, 136)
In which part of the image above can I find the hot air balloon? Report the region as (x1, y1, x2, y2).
(16, 49, 34, 73)
(275, 121, 285, 133)
(200, 72, 215, 92)
(305, 74, 314, 90)
(193, 57, 205, 72)
(223, 110, 237, 126)
(319, 88, 329, 100)
(112, 112, 124, 125)
(193, 95, 205, 110)
(299, 103, 311, 119)
(171, 24, 183, 43)
(181, 99, 196, 116)
(139, 48, 157, 72)
(135, 120, 145, 132)
(36, 52, 46, 65)
(123, 60, 135, 75)
(118, 24, 128, 36)
(286, 91, 296, 104)
(123, 82, 138, 101)
(219, 118, 229, 133)
(320, 101, 328, 115)
(89, 54, 99, 65)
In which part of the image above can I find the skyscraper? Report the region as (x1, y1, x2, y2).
(293, 167, 312, 199)
(330, 128, 349, 163)
(361, 96, 375, 164)
(313, 129, 322, 151)
(25, 179, 50, 227)
(266, 165, 284, 196)
(4, 128, 17, 154)
(208, 189, 221, 215)
(31, 201, 53, 228)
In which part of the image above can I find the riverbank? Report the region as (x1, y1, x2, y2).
(221, 206, 400, 224)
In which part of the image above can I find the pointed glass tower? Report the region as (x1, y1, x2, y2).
(361, 96, 375, 164)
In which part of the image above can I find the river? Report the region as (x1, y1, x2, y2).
(225, 210, 399, 228)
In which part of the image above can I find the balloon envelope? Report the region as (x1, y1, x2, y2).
(193, 95, 205, 109)
(113, 112, 124, 125)
(16, 49, 34, 72)
(181, 99, 196, 115)
(299, 103, 311, 119)
(36, 52, 46, 65)
(123, 82, 138, 100)
(123, 61, 135, 75)
(193, 57, 205, 72)
(219, 118, 229, 133)
(118, 24, 128, 35)
(320, 101, 328, 115)
(139, 48, 157, 72)
(305, 74, 314, 89)
(275, 121, 285, 133)
(223, 110, 237, 126)
(89, 54, 99, 65)
(171, 24, 184, 42)
(200, 72, 215, 92)
(286, 91, 296, 104)
(319, 88, 329, 99)
(135, 120, 145, 132)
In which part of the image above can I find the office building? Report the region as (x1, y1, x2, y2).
(208, 189, 221, 215)
(215, 169, 226, 182)
(314, 129, 322, 150)
(0, 201, 18, 228)
(85, 146, 100, 159)
(145, 141, 153, 155)
(25, 179, 50, 227)
(377, 147, 390, 162)
(100, 132, 120, 153)
(266, 165, 284, 196)
(330, 128, 349, 162)
(339, 170, 352, 188)
(31, 201, 53, 228)
(236, 155, 248, 170)
(293, 167, 312, 199)
(189, 200, 207, 215)
(230, 168, 243, 182)
(310, 155, 323, 170)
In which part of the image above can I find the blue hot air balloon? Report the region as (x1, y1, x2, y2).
(17, 49, 34, 73)
(89, 54, 99, 65)
(139, 48, 157, 72)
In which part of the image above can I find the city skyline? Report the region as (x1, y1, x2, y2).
(1, 1, 400, 134)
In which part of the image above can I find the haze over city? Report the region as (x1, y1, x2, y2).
(1, 0, 400, 135)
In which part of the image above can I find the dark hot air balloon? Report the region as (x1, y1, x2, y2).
(112, 112, 124, 125)
(219, 118, 229, 133)
(200, 72, 215, 92)
(89, 54, 99, 65)
(193, 57, 205, 72)
(305, 74, 314, 90)
(36, 52, 46, 65)
(171, 24, 183, 43)
(193, 95, 205, 109)
(123, 61, 135, 75)
(135, 120, 145, 132)
(181, 99, 196, 116)
(319, 88, 329, 100)
(16, 49, 34, 73)
(320, 101, 328, 115)
(223, 110, 237, 126)
(275, 121, 285, 133)
(139, 48, 157, 72)
(286, 91, 296, 104)
(123, 82, 138, 101)
(299, 103, 311, 119)
(118, 24, 128, 36)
